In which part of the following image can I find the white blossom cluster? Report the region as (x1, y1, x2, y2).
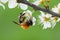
(0, 0, 28, 10)
(0, 0, 41, 10)
(39, 3, 60, 29)
(0, 0, 60, 29)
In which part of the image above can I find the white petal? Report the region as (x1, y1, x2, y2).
(45, 14, 52, 18)
(51, 20, 56, 28)
(40, 11, 45, 16)
(19, 3, 28, 10)
(33, 0, 40, 5)
(0, 0, 8, 3)
(43, 22, 51, 29)
(50, 17, 54, 20)
(57, 18, 60, 22)
(8, 0, 18, 8)
(39, 15, 42, 19)
(32, 17, 36, 26)
(57, 3, 60, 9)
(39, 15, 44, 23)
(52, 7, 59, 13)
(0, 3, 5, 10)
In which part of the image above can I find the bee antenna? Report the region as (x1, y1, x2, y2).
(12, 21, 20, 25)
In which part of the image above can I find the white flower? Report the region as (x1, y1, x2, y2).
(51, 3, 60, 28)
(8, 0, 28, 10)
(52, 3, 60, 14)
(39, 11, 52, 29)
(50, 16, 60, 28)
(0, 3, 5, 9)
(0, 0, 8, 4)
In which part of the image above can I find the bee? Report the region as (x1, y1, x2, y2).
(13, 13, 33, 29)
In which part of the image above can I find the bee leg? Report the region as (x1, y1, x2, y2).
(12, 21, 20, 25)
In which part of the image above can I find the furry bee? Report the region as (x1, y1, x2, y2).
(13, 13, 33, 29)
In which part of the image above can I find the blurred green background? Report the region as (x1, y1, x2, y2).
(0, 0, 60, 40)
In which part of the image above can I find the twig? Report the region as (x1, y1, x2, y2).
(17, 0, 60, 17)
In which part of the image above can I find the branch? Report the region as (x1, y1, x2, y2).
(17, 0, 60, 17)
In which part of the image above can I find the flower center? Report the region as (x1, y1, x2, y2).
(40, 0, 44, 4)
(54, 17, 58, 21)
(43, 17, 49, 21)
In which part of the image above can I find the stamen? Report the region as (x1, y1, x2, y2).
(40, 0, 44, 4)
(43, 17, 49, 21)
(46, 0, 50, 3)
(44, 4, 49, 9)
(54, 17, 58, 21)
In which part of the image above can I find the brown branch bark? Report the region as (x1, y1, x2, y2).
(17, 0, 60, 17)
